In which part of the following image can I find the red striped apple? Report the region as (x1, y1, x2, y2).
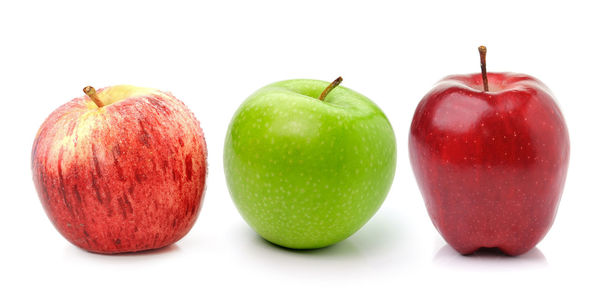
(31, 85, 207, 254)
(409, 47, 570, 256)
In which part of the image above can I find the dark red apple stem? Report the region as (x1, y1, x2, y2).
(83, 86, 104, 108)
(478, 46, 489, 92)
(319, 76, 343, 101)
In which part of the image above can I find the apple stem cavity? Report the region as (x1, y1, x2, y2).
(319, 76, 343, 101)
(83, 86, 104, 108)
(478, 46, 489, 92)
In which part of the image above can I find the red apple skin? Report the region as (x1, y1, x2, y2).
(409, 73, 569, 256)
(31, 88, 207, 254)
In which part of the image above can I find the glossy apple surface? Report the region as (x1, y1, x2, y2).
(32, 85, 207, 254)
(409, 72, 569, 256)
(224, 79, 396, 249)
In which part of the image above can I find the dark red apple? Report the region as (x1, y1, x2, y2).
(31, 85, 207, 254)
(409, 47, 569, 256)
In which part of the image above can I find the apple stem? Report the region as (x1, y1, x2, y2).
(478, 46, 489, 92)
(319, 76, 343, 101)
(83, 86, 104, 108)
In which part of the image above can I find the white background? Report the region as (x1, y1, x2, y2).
(1, 0, 598, 289)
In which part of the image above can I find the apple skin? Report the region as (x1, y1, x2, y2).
(409, 72, 569, 256)
(31, 85, 207, 254)
(224, 79, 396, 249)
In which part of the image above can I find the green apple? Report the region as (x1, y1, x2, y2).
(224, 77, 396, 249)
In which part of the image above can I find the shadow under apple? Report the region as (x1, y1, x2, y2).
(64, 242, 182, 264)
(433, 244, 548, 271)
(250, 210, 404, 260)
(253, 233, 361, 259)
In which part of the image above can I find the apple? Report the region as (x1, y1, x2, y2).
(31, 85, 207, 254)
(409, 46, 570, 256)
(224, 77, 396, 249)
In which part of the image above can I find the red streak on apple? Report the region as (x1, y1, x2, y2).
(31, 87, 207, 254)
(409, 72, 569, 256)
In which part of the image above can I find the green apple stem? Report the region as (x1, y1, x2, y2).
(84, 86, 104, 108)
(319, 76, 343, 101)
(478, 46, 489, 92)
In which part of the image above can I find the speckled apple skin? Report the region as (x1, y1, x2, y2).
(409, 73, 569, 256)
(32, 88, 207, 254)
(224, 79, 396, 249)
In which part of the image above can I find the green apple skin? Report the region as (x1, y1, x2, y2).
(224, 79, 396, 249)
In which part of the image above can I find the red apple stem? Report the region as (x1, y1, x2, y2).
(319, 76, 343, 101)
(478, 46, 489, 92)
(83, 86, 104, 108)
